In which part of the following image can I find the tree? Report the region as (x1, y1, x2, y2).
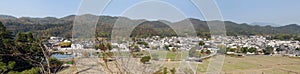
(296, 48, 300, 51)
(49, 58, 63, 73)
(206, 50, 212, 54)
(106, 42, 112, 51)
(170, 68, 176, 74)
(0, 62, 7, 73)
(0, 22, 62, 74)
(164, 45, 169, 50)
(97, 42, 112, 52)
(163, 67, 168, 74)
(7, 61, 15, 70)
(276, 48, 284, 52)
(264, 46, 274, 55)
(137, 41, 148, 47)
(27, 32, 34, 42)
(171, 47, 177, 52)
(0, 22, 41, 73)
(226, 47, 236, 52)
(140, 56, 151, 64)
(14, 32, 58, 74)
(198, 41, 205, 46)
(241, 47, 248, 53)
(95, 38, 115, 73)
(131, 37, 136, 42)
(248, 47, 257, 53)
(133, 45, 140, 52)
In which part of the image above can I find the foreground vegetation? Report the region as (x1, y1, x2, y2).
(0, 22, 62, 74)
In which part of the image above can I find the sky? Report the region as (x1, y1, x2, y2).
(0, 0, 300, 26)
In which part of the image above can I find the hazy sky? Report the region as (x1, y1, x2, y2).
(0, 0, 300, 26)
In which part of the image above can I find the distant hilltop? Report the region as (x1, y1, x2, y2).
(0, 15, 17, 19)
(0, 14, 299, 38)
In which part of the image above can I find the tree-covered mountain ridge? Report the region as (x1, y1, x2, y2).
(0, 14, 299, 38)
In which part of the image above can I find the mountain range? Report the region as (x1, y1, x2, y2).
(0, 14, 299, 38)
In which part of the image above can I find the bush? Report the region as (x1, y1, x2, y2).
(296, 48, 300, 51)
(198, 41, 205, 46)
(52, 48, 58, 51)
(206, 50, 211, 54)
(137, 41, 148, 46)
(133, 52, 143, 58)
(248, 47, 257, 53)
(263, 46, 274, 55)
(170, 68, 176, 74)
(163, 67, 168, 74)
(241, 47, 248, 53)
(140, 56, 151, 64)
(226, 47, 236, 52)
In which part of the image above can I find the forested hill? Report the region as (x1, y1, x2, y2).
(0, 14, 299, 38)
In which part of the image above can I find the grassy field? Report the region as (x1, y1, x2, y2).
(159, 55, 300, 74)
(196, 55, 300, 74)
(58, 52, 300, 74)
(100, 50, 192, 60)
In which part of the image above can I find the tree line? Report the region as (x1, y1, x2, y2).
(2, 15, 300, 40)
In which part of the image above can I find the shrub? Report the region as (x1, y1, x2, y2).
(140, 56, 151, 64)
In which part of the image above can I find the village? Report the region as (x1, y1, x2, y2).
(224, 36, 300, 57)
(45, 35, 300, 60)
(42, 35, 300, 73)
